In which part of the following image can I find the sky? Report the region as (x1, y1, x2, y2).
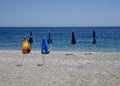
(0, 0, 120, 27)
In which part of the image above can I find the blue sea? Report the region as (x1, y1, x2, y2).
(0, 27, 120, 52)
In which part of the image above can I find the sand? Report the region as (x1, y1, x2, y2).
(0, 50, 120, 86)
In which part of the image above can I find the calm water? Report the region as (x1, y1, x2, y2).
(0, 27, 120, 52)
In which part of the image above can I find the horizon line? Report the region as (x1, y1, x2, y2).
(0, 26, 120, 28)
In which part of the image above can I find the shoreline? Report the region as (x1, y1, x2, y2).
(0, 49, 120, 52)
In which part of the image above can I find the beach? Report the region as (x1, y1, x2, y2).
(0, 50, 120, 86)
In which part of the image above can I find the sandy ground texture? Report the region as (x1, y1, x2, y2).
(0, 50, 120, 86)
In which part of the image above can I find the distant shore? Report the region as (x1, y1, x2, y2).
(0, 50, 120, 86)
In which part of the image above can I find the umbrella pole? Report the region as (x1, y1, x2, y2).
(49, 44, 51, 50)
(48, 44, 51, 50)
(49, 44, 52, 51)
(16, 53, 25, 66)
(37, 54, 45, 66)
(30, 44, 32, 50)
(93, 44, 95, 53)
(43, 55, 45, 65)
(22, 54, 25, 65)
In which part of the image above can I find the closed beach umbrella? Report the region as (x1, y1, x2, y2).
(22, 38, 31, 54)
(47, 31, 52, 50)
(40, 38, 50, 65)
(47, 31, 52, 44)
(71, 32, 76, 45)
(93, 30, 96, 45)
(28, 31, 33, 49)
(41, 38, 50, 55)
(29, 36, 33, 44)
(17, 38, 30, 66)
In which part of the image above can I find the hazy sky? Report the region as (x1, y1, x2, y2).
(0, 0, 120, 27)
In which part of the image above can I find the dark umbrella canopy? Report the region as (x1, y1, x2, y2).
(41, 38, 50, 55)
(47, 32, 52, 44)
(29, 36, 33, 44)
(28, 31, 33, 44)
(71, 32, 76, 45)
(93, 30, 96, 45)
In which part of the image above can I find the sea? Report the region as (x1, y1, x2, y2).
(0, 27, 120, 52)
